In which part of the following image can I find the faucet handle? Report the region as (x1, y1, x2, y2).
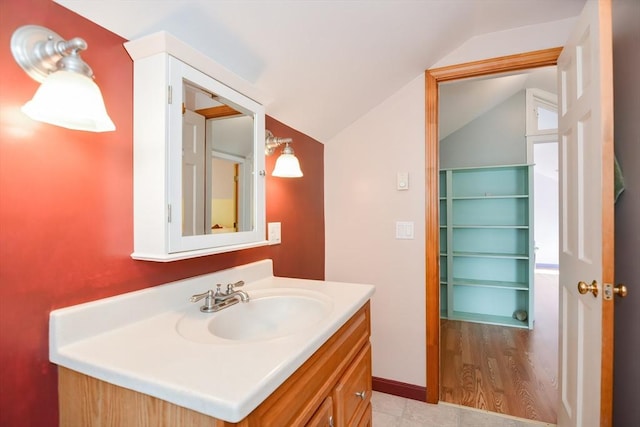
(226, 280, 245, 293)
(190, 289, 219, 312)
(190, 289, 213, 303)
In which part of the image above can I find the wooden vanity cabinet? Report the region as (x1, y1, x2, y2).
(58, 302, 372, 427)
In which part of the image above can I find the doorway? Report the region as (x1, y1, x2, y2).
(424, 48, 562, 406)
(435, 67, 560, 422)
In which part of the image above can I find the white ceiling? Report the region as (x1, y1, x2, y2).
(54, 0, 585, 142)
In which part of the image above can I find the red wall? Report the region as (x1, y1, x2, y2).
(0, 1, 324, 425)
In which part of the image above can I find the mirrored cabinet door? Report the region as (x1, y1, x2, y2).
(126, 34, 266, 261)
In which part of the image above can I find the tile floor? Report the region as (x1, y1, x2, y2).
(371, 392, 555, 427)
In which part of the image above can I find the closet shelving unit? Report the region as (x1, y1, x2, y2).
(439, 164, 534, 329)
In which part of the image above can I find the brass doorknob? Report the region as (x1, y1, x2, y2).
(578, 280, 599, 297)
(613, 284, 628, 298)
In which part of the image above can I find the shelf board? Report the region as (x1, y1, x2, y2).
(451, 225, 528, 229)
(451, 278, 529, 290)
(440, 163, 532, 172)
(450, 311, 528, 329)
(452, 251, 529, 260)
(451, 195, 528, 200)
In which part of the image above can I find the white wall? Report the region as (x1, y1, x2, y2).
(325, 75, 426, 386)
(440, 91, 527, 169)
(432, 18, 577, 68)
(325, 18, 575, 388)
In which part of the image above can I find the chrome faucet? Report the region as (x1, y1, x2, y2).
(190, 281, 250, 313)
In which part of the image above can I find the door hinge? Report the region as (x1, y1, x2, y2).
(167, 204, 172, 223)
(168, 85, 172, 104)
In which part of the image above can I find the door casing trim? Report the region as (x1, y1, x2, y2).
(424, 47, 562, 403)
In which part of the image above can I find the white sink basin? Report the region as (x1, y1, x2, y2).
(176, 288, 334, 343)
(50, 260, 376, 422)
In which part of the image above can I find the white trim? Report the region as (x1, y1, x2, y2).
(212, 150, 246, 163)
(526, 88, 558, 163)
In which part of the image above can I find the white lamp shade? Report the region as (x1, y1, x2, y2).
(22, 70, 116, 132)
(272, 152, 303, 178)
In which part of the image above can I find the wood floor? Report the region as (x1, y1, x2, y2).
(440, 272, 559, 423)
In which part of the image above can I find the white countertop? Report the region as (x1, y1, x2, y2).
(49, 260, 375, 422)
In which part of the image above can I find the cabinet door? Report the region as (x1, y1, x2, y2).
(306, 397, 334, 427)
(355, 403, 372, 427)
(332, 343, 372, 426)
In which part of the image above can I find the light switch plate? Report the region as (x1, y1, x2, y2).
(268, 222, 281, 245)
(395, 221, 414, 239)
(397, 172, 409, 190)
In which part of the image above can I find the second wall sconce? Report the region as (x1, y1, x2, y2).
(10, 25, 116, 132)
(265, 130, 303, 178)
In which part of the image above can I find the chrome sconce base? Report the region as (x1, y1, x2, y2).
(10, 25, 116, 132)
(264, 130, 303, 178)
(11, 25, 92, 82)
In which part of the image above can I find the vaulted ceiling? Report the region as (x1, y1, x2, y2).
(55, 0, 585, 142)
(440, 66, 557, 139)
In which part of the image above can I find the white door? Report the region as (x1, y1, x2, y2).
(182, 109, 206, 236)
(557, 0, 614, 426)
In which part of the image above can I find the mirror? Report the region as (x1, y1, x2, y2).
(167, 56, 266, 255)
(182, 82, 255, 237)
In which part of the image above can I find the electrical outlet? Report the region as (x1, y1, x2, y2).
(268, 222, 281, 245)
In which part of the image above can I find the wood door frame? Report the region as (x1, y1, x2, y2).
(424, 48, 562, 404)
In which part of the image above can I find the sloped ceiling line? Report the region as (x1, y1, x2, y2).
(54, 0, 585, 142)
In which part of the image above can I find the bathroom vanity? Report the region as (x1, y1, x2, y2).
(50, 260, 375, 426)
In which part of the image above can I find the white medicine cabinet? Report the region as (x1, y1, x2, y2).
(125, 32, 267, 261)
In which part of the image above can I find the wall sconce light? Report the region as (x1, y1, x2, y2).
(10, 25, 116, 132)
(265, 130, 303, 178)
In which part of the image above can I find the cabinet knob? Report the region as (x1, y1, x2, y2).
(355, 390, 366, 400)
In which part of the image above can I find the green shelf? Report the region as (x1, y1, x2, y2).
(449, 311, 529, 329)
(452, 251, 529, 259)
(439, 165, 535, 329)
(451, 278, 529, 290)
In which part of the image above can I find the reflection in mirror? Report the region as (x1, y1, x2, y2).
(182, 81, 254, 237)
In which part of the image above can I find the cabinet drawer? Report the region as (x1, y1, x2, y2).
(332, 343, 372, 426)
(306, 397, 333, 427)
